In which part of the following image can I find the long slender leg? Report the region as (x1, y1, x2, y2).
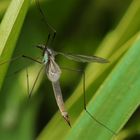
(3, 55, 42, 80)
(61, 67, 87, 110)
(28, 65, 44, 98)
(81, 71, 116, 135)
(1, 54, 44, 98)
(44, 33, 51, 55)
(13, 63, 44, 99)
(22, 55, 42, 64)
(15, 56, 43, 98)
(35, 0, 56, 35)
(1, 54, 42, 79)
(35, 0, 56, 49)
(0, 54, 42, 66)
(0, 55, 22, 65)
(61, 67, 116, 135)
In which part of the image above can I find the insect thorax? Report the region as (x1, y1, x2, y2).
(42, 48, 54, 64)
(43, 53, 49, 64)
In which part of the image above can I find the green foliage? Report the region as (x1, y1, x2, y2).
(0, 0, 140, 140)
(0, 0, 31, 89)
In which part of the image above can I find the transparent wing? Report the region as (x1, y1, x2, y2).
(55, 52, 109, 63)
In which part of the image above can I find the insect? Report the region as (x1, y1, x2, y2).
(30, 44, 109, 126)
(32, 0, 112, 130)
(0, 0, 115, 135)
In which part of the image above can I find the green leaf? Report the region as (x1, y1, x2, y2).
(0, 0, 31, 90)
(65, 35, 140, 140)
(37, 31, 140, 140)
(37, 0, 140, 139)
(1, 0, 140, 140)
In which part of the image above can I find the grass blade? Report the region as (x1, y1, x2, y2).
(0, 0, 31, 90)
(65, 35, 140, 140)
(37, 0, 140, 139)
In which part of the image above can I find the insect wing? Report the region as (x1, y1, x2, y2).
(55, 52, 109, 63)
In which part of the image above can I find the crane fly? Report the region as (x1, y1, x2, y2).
(0, 0, 115, 135)
(33, 44, 109, 126)
(26, 0, 116, 135)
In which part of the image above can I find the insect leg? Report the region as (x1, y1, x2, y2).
(22, 55, 42, 64)
(1, 54, 44, 98)
(35, 0, 56, 48)
(28, 65, 44, 98)
(61, 67, 116, 135)
(0, 54, 42, 66)
(81, 70, 116, 135)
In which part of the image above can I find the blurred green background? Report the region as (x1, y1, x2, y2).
(1, 0, 140, 140)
